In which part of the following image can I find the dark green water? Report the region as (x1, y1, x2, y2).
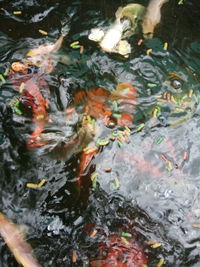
(0, 0, 200, 266)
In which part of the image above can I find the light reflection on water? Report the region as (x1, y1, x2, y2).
(0, 0, 200, 266)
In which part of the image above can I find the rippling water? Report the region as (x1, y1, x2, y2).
(0, 0, 200, 266)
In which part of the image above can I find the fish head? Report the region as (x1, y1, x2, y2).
(117, 4, 146, 38)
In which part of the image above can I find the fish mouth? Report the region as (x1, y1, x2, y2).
(119, 17, 132, 31)
(143, 32, 154, 39)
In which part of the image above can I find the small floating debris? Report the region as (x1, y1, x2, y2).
(72, 250, 77, 263)
(137, 39, 143, 46)
(121, 232, 132, 238)
(192, 224, 200, 229)
(121, 236, 129, 245)
(89, 229, 98, 238)
(114, 176, 120, 189)
(80, 45, 84, 54)
(26, 178, 46, 188)
(188, 89, 193, 98)
(163, 42, 168, 50)
(146, 48, 152, 55)
(151, 242, 162, 248)
(71, 45, 80, 49)
(166, 160, 173, 172)
(103, 168, 112, 172)
(178, 0, 184, 4)
(11, 98, 23, 115)
(0, 74, 6, 84)
(147, 83, 157, 88)
(70, 41, 81, 49)
(19, 82, 25, 93)
(84, 147, 98, 154)
(91, 172, 98, 188)
(117, 135, 125, 143)
(136, 123, 145, 132)
(153, 108, 158, 118)
(36, 114, 45, 120)
(70, 41, 79, 47)
(3, 68, 9, 76)
(13, 11, 22, 15)
(13, 107, 23, 115)
(96, 137, 110, 147)
(183, 151, 188, 161)
(147, 241, 163, 248)
(156, 136, 164, 145)
(160, 154, 168, 162)
(124, 126, 131, 135)
(157, 258, 165, 267)
(38, 29, 48, 35)
(147, 240, 157, 245)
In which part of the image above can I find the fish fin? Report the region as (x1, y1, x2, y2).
(26, 35, 64, 58)
(51, 35, 64, 52)
(115, 6, 123, 18)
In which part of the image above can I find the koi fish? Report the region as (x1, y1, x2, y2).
(8, 73, 49, 149)
(26, 35, 64, 58)
(10, 34, 65, 148)
(74, 84, 136, 127)
(117, 152, 162, 178)
(89, 4, 146, 56)
(73, 84, 137, 184)
(142, 0, 169, 38)
(0, 212, 41, 267)
(18, 77, 49, 149)
(11, 35, 65, 73)
(90, 235, 148, 267)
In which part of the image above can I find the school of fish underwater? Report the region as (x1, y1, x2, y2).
(0, 0, 200, 266)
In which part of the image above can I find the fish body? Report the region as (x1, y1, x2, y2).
(19, 77, 49, 149)
(115, 3, 146, 38)
(90, 235, 148, 267)
(0, 213, 41, 267)
(24, 35, 64, 72)
(142, 0, 169, 38)
(26, 35, 64, 58)
(11, 35, 64, 73)
(24, 84, 136, 174)
(10, 34, 65, 148)
(99, 4, 146, 55)
(100, 19, 127, 53)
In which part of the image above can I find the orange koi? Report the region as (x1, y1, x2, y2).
(73, 84, 136, 127)
(90, 235, 148, 267)
(117, 152, 162, 178)
(77, 149, 98, 186)
(73, 84, 137, 184)
(19, 77, 49, 149)
(0, 212, 41, 267)
(111, 83, 137, 100)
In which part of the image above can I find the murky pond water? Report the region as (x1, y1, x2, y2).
(0, 0, 200, 266)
